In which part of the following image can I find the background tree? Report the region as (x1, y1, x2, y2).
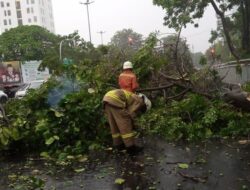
(40, 31, 103, 75)
(191, 52, 204, 68)
(108, 28, 143, 62)
(153, 0, 250, 60)
(0, 25, 59, 61)
(233, 0, 250, 54)
(161, 35, 193, 70)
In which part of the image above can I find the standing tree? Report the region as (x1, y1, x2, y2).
(153, 0, 250, 60)
(109, 28, 143, 62)
(0, 25, 60, 61)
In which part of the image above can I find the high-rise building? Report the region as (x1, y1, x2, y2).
(0, 0, 55, 34)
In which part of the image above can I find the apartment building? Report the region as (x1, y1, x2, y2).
(0, 0, 55, 34)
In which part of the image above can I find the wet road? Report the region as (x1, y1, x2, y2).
(1, 136, 250, 190)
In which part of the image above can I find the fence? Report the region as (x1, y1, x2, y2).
(213, 59, 250, 85)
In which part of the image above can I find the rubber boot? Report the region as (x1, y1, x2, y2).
(114, 143, 126, 151)
(126, 145, 144, 156)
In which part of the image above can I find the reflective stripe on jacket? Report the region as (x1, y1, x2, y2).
(103, 89, 144, 118)
(119, 70, 139, 92)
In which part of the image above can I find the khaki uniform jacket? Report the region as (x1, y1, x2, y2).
(103, 89, 145, 119)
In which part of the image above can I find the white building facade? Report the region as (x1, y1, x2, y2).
(0, 0, 55, 34)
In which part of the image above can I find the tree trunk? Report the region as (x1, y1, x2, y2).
(246, 0, 250, 53)
(223, 91, 250, 111)
(241, 0, 250, 53)
(210, 0, 240, 60)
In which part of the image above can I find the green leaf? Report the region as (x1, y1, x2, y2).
(77, 155, 88, 163)
(53, 135, 60, 140)
(58, 153, 68, 160)
(45, 137, 56, 145)
(3, 127, 11, 136)
(74, 168, 85, 173)
(196, 158, 207, 164)
(88, 143, 101, 150)
(54, 111, 64, 118)
(115, 178, 125, 185)
(10, 128, 20, 140)
(45, 135, 59, 145)
(40, 152, 50, 158)
(66, 155, 75, 160)
(0, 133, 8, 146)
(149, 187, 157, 190)
(178, 163, 189, 169)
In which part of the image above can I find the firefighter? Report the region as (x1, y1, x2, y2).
(119, 61, 139, 93)
(103, 89, 147, 155)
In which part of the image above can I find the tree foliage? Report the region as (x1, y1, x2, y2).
(138, 94, 250, 141)
(153, 0, 210, 29)
(3, 77, 109, 159)
(0, 25, 60, 61)
(153, 0, 250, 59)
(109, 28, 143, 62)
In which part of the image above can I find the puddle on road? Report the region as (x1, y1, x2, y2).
(0, 136, 250, 190)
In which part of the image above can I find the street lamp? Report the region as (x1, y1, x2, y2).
(59, 35, 78, 61)
(97, 31, 105, 45)
(80, 0, 94, 43)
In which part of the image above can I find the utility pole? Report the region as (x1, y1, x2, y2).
(97, 31, 105, 45)
(80, 0, 94, 43)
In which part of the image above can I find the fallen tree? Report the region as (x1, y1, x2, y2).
(133, 32, 250, 111)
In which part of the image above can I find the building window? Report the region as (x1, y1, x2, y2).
(6, 2, 10, 7)
(26, 0, 29, 4)
(7, 10, 11, 16)
(3, 19, 7, 25)
(16, 10, 22, 18)
(34, 16, 37, 22)
(27, 8, 30, 13)
(15, 1, 21, 9)
(31, 7, 34, 13)
(8, 19, 11, 25)
(28, 18, 32, 23)
(18, 19, 23, 26)
(1, 1, 4, 7)
(40, 8, 44, 15)
(4, 10, 7, 16)
(31, 0, 35, 4)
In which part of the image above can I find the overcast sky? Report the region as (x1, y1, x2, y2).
(52, 0, 217, 53)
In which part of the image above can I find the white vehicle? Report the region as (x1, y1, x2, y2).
(0, 90, 8, 103)
(15, 80, 44, 98)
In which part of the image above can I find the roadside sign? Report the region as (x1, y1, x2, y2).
(21, 61, 50, 83)
(63, 58, 73, 65)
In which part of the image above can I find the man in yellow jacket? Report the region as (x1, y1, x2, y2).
(103, 89, 146, 155)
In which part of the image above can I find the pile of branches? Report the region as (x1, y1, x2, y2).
(137, 30, 222, 101)
(136, 30, 250, 111)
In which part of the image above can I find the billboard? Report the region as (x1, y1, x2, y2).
(0, 61, 22, 85)
(21, 61, 50, 83)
